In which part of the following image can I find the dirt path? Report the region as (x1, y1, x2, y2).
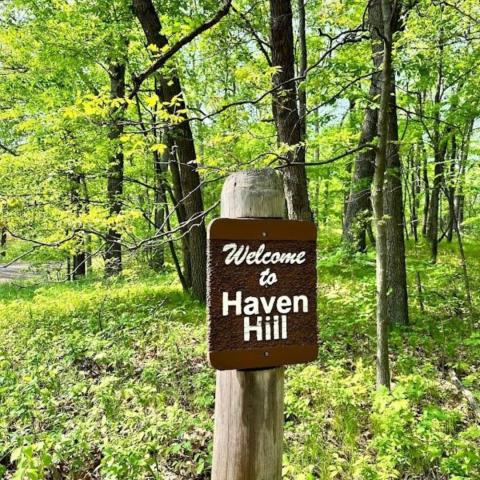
(0, 262, 35, 283)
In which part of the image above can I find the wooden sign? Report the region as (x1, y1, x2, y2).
(207, 218, 318, 370)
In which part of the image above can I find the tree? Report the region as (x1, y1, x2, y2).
(344, 0, 409, 325)
(384, 52, 409, 326)
(133, 0, 209, 300)
(105, 59, 126, 277)
(372, 0, 394, 389)
(342, 7, 383, 252)
(269, 0, 312, 221)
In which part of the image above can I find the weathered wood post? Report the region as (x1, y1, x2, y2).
(212, 169, 285, 480)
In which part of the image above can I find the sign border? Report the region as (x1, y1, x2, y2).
(207, 218, 318, 370)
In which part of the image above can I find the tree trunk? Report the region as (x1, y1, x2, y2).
(314, 112, 320, 223)
(133, 0, 207, 300)
(167, 87, 207, 300)
(445, 136, 457, 243)
(372, 0, 392, 389)
(73, 251, 86, 279)
(426, 34, 447, 263)
(455, 161, 465, 231)
(342, 5, 383, 252)
(165, 203, 188, 291)
(427, 133, 449, 263)
(105, 61, 125, 277)
(422, 141, 430, 237)
(269, 0, 312, 221)
(0, 227, 6, 257)
(297, 0, 307, 141)
(80, 175, 93, 272)
(169, 157, 192, 287)
(410, 146, 420, 241)
(70, 172, 87, 279)
(384, 81, 409, 325)
(149, 149, 167, 271)
(455, 120, 473, 233)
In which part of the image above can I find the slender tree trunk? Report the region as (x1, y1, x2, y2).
(455, 120, 473, 232)
(372, 0, 392, 389)
(445, 136, 457, 242)
(0, 227, 7, 257)
(0, 227, 6, 257)
(345, 0, 408, 325)
(165, 203, 188, 291)
(455, 164, 466, 231)
(169, 157, 192, 287)
(427, 132, 449, 263)
(164, 81, 206, 300)
(426, 33, 447, 263)
(70, 172, 86, 279)
(80, 175, 92, 272)
(105, 61, 126, 277)
(313, 111, 321, 224)
(343, 11, 383, 251)
(269, 0, 312, 221)
(149, 149, 167, 271)
(444, 185, 473, 308)
(297, 0, 307, 141)
(421, 141, 430, 237)
(410, 146, 420, 241)
(133, 0, 207, 300)
(384, 80, 409, 325)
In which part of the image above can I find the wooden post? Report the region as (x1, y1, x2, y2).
(212, 169, 285, 480)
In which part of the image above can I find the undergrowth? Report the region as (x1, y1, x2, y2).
(0, 235, 479, 479)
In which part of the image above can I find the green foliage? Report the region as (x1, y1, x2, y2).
(1, 236, 479, 478)
(0, 274, 213, 479)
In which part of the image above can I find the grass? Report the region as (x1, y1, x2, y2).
(0, 233, 479, 479)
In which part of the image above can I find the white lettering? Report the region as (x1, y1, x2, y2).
(222, 243, 247, 265)
(265, 316, 271, 340)
(222, 291, 308, 316)
(244, 296, 259, 315)
(259, 268, 278, 287)
(254, 243, 265, 263)
(243, 315, 288, 342)
(273, 315, 280, 339)
(222, 243, 306, 266)
(260, 296, 276, 314)
(277, 296, 292, 313)
(281, 315, 288, 339)
(244, 316, 263, 341)
(222, 291, 242, 316)
(293, 295, 308, 313)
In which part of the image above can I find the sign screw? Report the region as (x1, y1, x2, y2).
(262, 232, 267, 237)
(264, 351, 269, 357)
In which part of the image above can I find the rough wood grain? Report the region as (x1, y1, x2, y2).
(212, 168, 284, 480)
(220, 169, 285, 219)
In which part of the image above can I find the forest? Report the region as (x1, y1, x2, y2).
(0, 0, 479, 478)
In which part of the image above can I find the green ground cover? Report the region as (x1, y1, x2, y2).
(0, 234, 479, 479)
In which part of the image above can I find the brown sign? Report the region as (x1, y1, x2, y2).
(207, 218, 318, 370)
